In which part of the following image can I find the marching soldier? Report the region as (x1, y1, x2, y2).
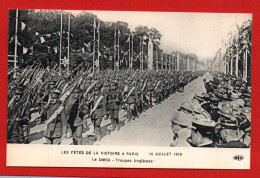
(8, 86, 32, 143)
(123, 79, 136, 122)
(90, 83, 107, 141)
(44, 89, 66, 145)
(147, 77, 153, 108)
(135, 79, 142, 117)
(66, 87, 88, 145)
(108, 80, 122, 131)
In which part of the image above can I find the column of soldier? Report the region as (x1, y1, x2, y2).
(7, 63, 205, 145)
(171, 72, 251, 148)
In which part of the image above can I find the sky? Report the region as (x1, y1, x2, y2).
(69, 10, 251, 61)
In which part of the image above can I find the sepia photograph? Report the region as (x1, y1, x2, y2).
(6, 9, 252, 169)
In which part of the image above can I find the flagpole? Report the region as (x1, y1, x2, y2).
(139, 38, 142, 71)
(93, 19, 96, 71)
(131, 33, 134, 70)
(67, 13, 70, 75)
(128, 34, 130, 70)
(59, 11, 63, 76)
(142, 39, 144, 71)
(97, 20, 100, 71)
(14, 9, 18, 79)
(114, 27, 116, 70)
(117, 29, 120, 70)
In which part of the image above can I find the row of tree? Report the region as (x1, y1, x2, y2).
(212, 19, 252, 80)
(8, 9, 199, 71)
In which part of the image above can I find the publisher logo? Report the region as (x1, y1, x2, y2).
(233, 155, 244, 161)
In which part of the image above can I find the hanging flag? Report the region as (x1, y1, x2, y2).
(40, 37, 45, 43)
(21, 21, 26, 31)
(17, 40, 22, 46)
(46, 34, 51, 37)
(36, 32, 39, 36)
(114, 27, 117, 39)
(143, 41, 147, 45)
(93, 18, 97, 29)
(53, 46, 58, 54)
(97, 20, 100, 33)
(9, 36, 14, 43)
(126, 35, 130, 43)
(23, 47, 28, 54)
(94, 60, 99, 67)
(29, 46, 33, 55)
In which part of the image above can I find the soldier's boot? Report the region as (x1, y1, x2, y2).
(96, 127, 102, 141)
(111, 119, 116, 131)
(135, 107, 140, 117)
(132, 109, 136, 120)
(115, 119, 120, 131)
(23, 126, 30, 144)
(73, 137, 82, 145)
(61, 126, 67, 140)
(127, 111, 132, 122)
(66, 125, 72, 139)
(140, 103, 143, 113)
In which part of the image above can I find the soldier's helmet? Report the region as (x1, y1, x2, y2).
(111, 80, 118, 90)
(180, 101, 193, 112)
(245, 101, 251, 107)
(218, 107, 234, 119)
(241, 107, 251, 122)
(50, 89, 61, 99)
(219, 115, 238, 130)
(234, 99, 245, 108)
(192, 102, 203, 114)
(219, 101, 232, 110)
(192, 115, 216, 134)
(94, 83, 102, 91)
(171, 111, 192, 127)
(103, 80, 110, 87)
(231, 92, 240, 100)
(49, 81, 56, 85)
(231, 101, 240, 111)
(73, 88, 82, 93)
(15, 87, 24, 95)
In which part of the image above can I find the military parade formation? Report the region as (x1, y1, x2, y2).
(7, 66, 205, 145)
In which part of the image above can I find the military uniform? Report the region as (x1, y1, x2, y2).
(66, 88, 88, 145)
(108, 80, 122, 131)
(90, 84, 107, 141)
(8, 87, 32, 143)
(44, 90, 66, 145)
(123, 80, 136, 121)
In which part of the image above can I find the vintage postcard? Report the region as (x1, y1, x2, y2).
(6, 9, 251, 169)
